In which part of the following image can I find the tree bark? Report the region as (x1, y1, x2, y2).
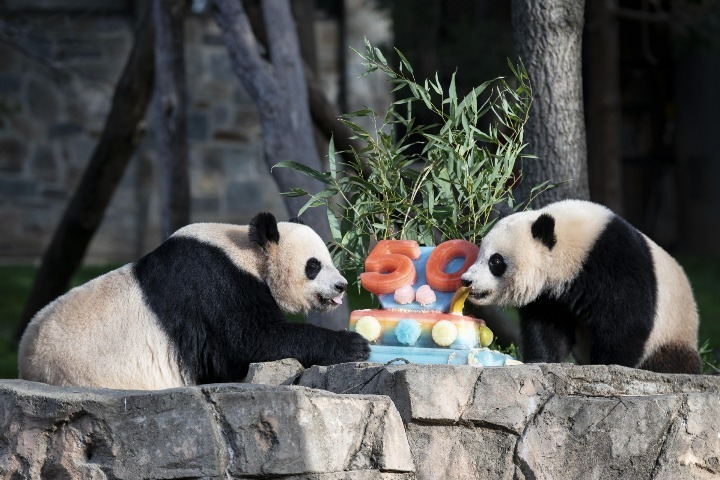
(242, 1, 363, 169)
(260, 0, 324, 220)
(153, 0, 190, 239)
(290, 0, 318, 74)
(211, 0, 325, 235)
(211, 0, 348, 330)
(585, 0, 623, 214)
(512, 0, 590, 207)
(16, 6, 155, 340)
(306, 71, 363, 161)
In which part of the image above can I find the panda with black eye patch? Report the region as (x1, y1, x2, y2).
(18, 212, 370, 390)
(460, 199, 701, 374)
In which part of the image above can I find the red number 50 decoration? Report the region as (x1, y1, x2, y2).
(360, 239, 479, 295)
(425, 239, 479, 291)
(360, 240, 420, 295)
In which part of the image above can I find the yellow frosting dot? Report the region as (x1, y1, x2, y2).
(431, 320, 458, 347)
(478, 325, 494, 347)
(355, 316, 382, 342)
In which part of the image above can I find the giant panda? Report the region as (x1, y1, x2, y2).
(19, 212, 370, 389)
(460, 199, 701, 374)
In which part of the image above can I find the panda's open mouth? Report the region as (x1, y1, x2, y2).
(316, 293, 344, 309)
(468, 289, 492, 302)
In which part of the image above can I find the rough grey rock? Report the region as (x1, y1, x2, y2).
(405, 424, 516, 480)
(244, 357, 305, 385)
(0, 380, 222, 479)
(204, 384, 413, 477)
(0, 380, 414, 480)
(3, 363, 718, 480)
(297, 363, 720, 480)
(282, 473, 414, 480)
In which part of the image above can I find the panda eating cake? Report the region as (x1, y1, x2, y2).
(19, 212, 370, 390)
(349, 239, 520, 366)
(460, 199, 702, 374)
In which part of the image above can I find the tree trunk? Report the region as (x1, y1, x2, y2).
(512, 0, 590, 207)
(306, 76, 363, 162)
(290, 0, 318, 74)
(243, 1, 363, 169)
(211, 0, 325, 235)
(585, 0, 623, 214)
(336, 0, 347, 113)
(153, 0, 190, 239)
(260, 0, 325, 229)
(291, 0, 332, 171)
(211, 0, 349, 330)
(16, 6, 155, 340)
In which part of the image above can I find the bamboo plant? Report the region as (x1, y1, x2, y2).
(275, 39, 551, 280)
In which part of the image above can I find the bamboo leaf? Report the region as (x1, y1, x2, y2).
(395, 48, 413, 74)
(374, 47, 387, 65)
(328, 135, 337, 180)
(327, 208, 342, 243)
(449, 71, 457, 100)
(272, 161, 332, 184)
(280, 187, 309, 198)
(297, 197, 324, 216)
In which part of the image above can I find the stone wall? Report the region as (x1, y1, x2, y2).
(0, 11, 285, 263)
(0, 5, 392, 264)
(2, 362, 719, 479)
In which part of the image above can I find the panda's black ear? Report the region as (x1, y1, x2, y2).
(288, 216, 305, 225)
(531, 213, 556, 250)
(249, 212, 280, 249)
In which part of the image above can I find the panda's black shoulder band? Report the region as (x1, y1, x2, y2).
(249, 212, 280, 248)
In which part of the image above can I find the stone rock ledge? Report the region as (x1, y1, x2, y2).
(3, 363, 718, 480)
(0, 380, 414, 480)
(295, 363, 720, 480)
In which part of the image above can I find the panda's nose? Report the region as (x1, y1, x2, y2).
(335, 282, 347, 293)
(461, 278, 473, 288)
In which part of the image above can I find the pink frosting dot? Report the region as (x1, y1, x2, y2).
(393, 284, 415, 304)
(415, 285, 437, 306)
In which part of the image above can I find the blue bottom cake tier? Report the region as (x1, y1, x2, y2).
(367, 345, 521, 366)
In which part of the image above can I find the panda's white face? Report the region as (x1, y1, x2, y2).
(462, 201, 616, 308)
(267, 222, 348, 314)
(461, 212, 551, 307)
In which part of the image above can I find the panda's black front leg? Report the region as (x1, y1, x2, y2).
(519, 295, 576, 363)
(244, 320, 370, 368)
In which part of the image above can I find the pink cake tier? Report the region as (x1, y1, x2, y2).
(349, 309, 485, 349)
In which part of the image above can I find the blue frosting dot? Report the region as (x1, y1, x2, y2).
(395, 319, 422, 346)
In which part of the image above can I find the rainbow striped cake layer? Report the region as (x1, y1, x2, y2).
(349, 309, 485, 349)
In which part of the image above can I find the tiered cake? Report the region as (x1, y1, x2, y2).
(348, 240, 520, 366)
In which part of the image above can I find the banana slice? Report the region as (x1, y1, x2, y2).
(449, 286, 470, 315)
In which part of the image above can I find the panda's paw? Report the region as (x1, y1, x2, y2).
(334, 330, 371, 363)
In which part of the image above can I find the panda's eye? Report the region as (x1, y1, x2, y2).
(305, 258, 321, 280)
(488, 253, 506, 277)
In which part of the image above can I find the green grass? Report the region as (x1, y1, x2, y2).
(1, 258, 718, 379)
(678, 256, 720, 373)
(679, 256, 720, 348)
(0, 266, 35, 379)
